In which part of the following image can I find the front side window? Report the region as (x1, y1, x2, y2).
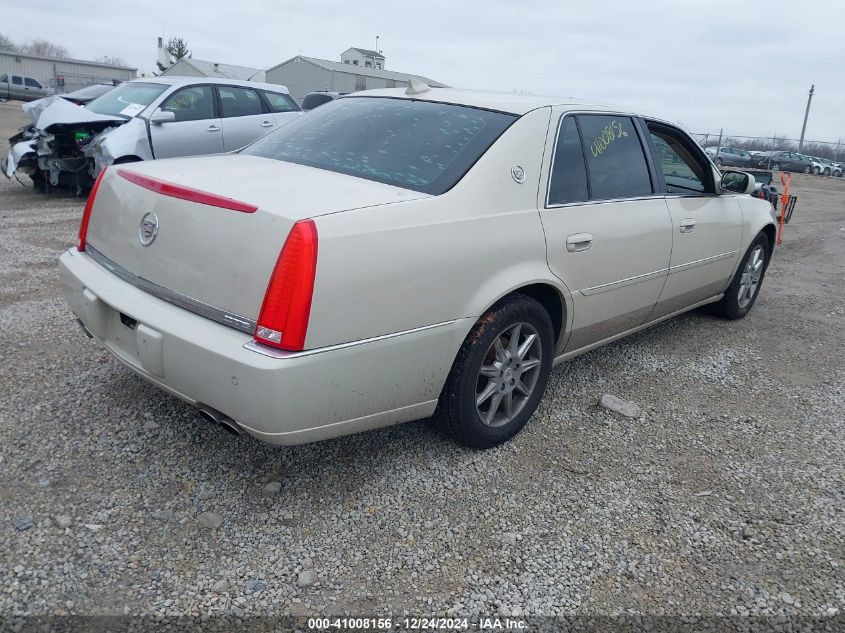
(579, 115, 652, 200)
(0, 75, 6, 82)
(548, 116, 588, 205)
(242, 97, 516, 195)
(218, 86, 263, 118)
(647, 123, 710, 194)
(161, 86, 215, 122)
(261, 90, 298, 113)
(25, 77, 41, 88)
(87, 82, 169, 118)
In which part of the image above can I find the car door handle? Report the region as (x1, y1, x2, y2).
(260, 121, 275, 128)
(679, 219, 696, 233)
(205, 125, 220, 132)
(566, 233, 593, 252)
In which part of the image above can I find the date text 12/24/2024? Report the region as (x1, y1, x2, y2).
(307, 616, 528, 630)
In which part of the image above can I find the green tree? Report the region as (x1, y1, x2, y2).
(156, 37, 190, 72)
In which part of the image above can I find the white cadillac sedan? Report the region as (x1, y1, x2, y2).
(59, 85, 776, 449)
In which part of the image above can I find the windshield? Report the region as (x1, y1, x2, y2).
(242, 96, 517, 195)
(86, 82, 169, 118)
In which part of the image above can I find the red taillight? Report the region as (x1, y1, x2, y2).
(116, 169, 257, 213)
(254, 220, 318, 351)
(77, 167, 108, 252)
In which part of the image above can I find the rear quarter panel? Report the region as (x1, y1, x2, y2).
(306, 106, 570, 349)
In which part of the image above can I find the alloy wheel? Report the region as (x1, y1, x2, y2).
(738, 245, 765, 309)
(475, 322, 542, 428)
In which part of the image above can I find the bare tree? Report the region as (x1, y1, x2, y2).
(21, 38, 70, 58)
(156, 36, 190, 72)
(95, 55, 128, 67)
(0, 32, 17, 52)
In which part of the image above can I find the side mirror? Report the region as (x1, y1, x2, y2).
(150, 109, 175, 124)
(721, 171, 755, 195)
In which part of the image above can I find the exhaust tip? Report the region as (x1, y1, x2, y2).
(197, 405, 243, 436)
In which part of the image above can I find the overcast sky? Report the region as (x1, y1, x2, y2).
(5, 0, 844, 142)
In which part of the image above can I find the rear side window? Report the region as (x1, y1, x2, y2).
(161, 86, 215, 122)
(578, 115, 652, 200)
(548, 116, 588, 205)
(261, 91, 298, 112)
(25, 77, 41, 88)
(218, 86, 263, 117)
(301, 93, 334, 110)
(242, 97, 516, 195)
(12, 76, 22, 85)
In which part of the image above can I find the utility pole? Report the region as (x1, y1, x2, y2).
(376, 35, 380, 53)
(798, 84, 814, 152)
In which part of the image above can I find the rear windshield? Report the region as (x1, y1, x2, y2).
(242, 97, 517, 194)
(86, 82, 168, 118)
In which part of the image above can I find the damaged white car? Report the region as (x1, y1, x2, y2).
(3, 77, 302, 193)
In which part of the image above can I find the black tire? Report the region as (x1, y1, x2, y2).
(711, 233, 770, 320)
(435, 293, 554, 449)
(805, 165, 813, 174)
(715, 157, 723, 166)
(772, 162, 781, 171)
(823, 168, 830, 176)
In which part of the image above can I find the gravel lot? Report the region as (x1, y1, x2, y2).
(1, 101, 843, 627)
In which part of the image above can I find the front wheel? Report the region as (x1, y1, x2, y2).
(711, 234, 770, 320)
(772, 162, 781, 171)
(805, 166, 813, 174)
(823, 168, 831, 176)
(435, 294, 554, 448)
(715, 157, 723, 166)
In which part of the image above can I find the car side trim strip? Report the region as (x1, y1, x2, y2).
(580, 268, 669, 296)
(85, 245, 257, 334)
(244, 320, 458, 359)
(668, 250, 738, 274)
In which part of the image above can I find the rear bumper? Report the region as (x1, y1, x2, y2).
(59, 248, 469, 445)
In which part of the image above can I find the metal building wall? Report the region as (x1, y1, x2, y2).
(266, 60, 334, 104)
(0, 52, 136, 92)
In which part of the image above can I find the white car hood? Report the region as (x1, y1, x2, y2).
(23, 95, 124, 131)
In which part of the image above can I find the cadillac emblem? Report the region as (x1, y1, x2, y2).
(139, 212, 159, 246)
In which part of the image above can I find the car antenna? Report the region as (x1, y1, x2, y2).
(405, 78, 431, 96)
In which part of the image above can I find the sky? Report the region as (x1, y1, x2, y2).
(3, 0, 843, 142)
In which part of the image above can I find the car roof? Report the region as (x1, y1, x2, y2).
(125, 75, 290, 94)
(347, 87, 642, 116)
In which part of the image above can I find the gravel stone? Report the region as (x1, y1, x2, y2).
(51, 515, 72, 529)
(12, 517, 34, 531)
(598, 394, 642, 418)
(211, 580, 230, 594)
(196, 512, 223, 529)
(245, 580, 265, 595)
(262, 481, 282, 495)
(297, 570, 318, 587)
(142, 420, 160, 431)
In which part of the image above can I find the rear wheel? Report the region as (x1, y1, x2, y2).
(715, 157, 723, 166)
(436, 294, 554, 449)
(823, 168, 831, 176)
(711, 234, 770, 320)
(772, 162, 781, 171)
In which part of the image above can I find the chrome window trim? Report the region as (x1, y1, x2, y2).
(544, 110, 647, 209)
(85, 245, 257, 334)
(243, 320, 457, 359)
(581, 268, 669, 296)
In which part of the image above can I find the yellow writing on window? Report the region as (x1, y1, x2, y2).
(590, 120, 629, 157)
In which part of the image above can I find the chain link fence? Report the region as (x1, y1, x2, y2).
(691, 132, 844, 162)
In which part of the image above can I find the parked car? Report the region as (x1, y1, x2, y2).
(758, 151, 813, 173)
(0, 73, 53, 102)
(60, 87, 776, 449)
(813, 157, 841, 177)
(59, 83, 118, 106)
(301, 91, 344, 110)
(3, 77, 302, 192)
(704, 146, 752, 167)
(805, 155, 824, 175)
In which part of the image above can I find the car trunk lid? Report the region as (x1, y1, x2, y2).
(84, 154, 427, 326)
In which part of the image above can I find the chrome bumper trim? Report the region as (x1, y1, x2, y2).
(84, 246, 257, 335)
